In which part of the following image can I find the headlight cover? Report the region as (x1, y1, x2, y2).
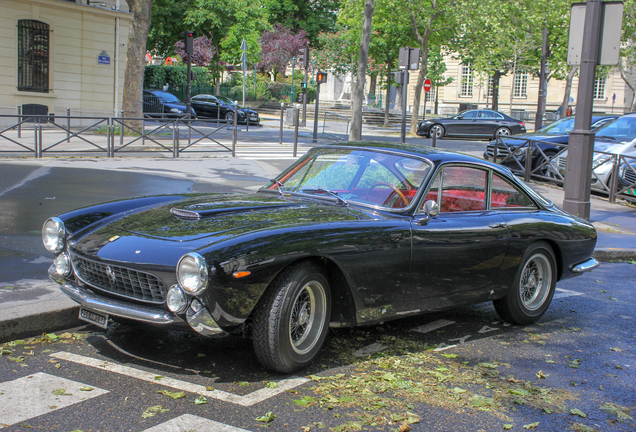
(170, 108, 184, 113)
(42, 217, 66, 253)
(167, 285, 188, 313)
(177, 252, 209, 295)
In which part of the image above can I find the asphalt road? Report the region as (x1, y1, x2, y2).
(0, 263, 634, 431)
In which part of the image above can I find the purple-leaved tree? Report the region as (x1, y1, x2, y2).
(175, 35, 215, 67)
(258, 24, 309, 80)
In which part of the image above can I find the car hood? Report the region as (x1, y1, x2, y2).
(69, 193, 371, 265)
(593, 140, 636, 155)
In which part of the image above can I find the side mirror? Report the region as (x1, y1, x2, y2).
(423, 200, 439, 217)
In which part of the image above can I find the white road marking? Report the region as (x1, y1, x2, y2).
(50, 352, 309, 407)
(0, 372, 108, 428)
(353, 343, 387, 357)
(554, 288, 584, 299)
(478, 325, 500, 334)
(142, 414, 251, 432)
(411, 319, 455, 334)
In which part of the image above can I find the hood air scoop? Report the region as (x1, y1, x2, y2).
(170, 204, 298, 221)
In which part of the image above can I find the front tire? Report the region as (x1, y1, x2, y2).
(493, 242, 556, 325)
(429, 125, 445, 139)
(225, 111, 235, 122)
(252, 262, 331, 373)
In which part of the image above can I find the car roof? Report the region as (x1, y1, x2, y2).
(324, 141, 503, 168)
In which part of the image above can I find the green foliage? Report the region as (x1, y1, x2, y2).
(144, 65, 211, 89)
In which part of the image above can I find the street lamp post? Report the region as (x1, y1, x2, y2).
(290, 57, 297, 104)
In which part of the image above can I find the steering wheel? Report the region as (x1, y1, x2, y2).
(367, 182, 409, 206)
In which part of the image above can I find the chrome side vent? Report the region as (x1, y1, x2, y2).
(170, 208, 200, 220)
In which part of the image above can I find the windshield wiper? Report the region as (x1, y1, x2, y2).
(270, 179, 285, 197)
(301, 188, 348, 206)
(596, 135, 616, 141)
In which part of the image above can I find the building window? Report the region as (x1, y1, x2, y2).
(460, 65, 473, 97)
(487, 76, 494, 99)
(18, 20, 50, 93)
(593, 78, 606, 100)
(513, 73, 528, 98)
(425, 86, 435, 102)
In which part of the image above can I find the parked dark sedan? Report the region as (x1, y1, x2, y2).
(142, 90, 196, 117)
(417, 109, 526, 139)
(484, 115, 618, 175)
(43, 142, 598, 373)
(191, 94, 260, 124)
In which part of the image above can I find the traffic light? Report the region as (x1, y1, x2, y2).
(182, 31, 195, 55)
(316, 71, 328, 84)
(298, 48, 310, 69)
(301, 82, 307, 89)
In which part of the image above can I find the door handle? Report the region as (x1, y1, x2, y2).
(489, 223, 507, 229)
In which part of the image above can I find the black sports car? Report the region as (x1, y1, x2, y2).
(190, 94, 260, 124)
(417, 109, 526, 139)
(43, 142, 598, 373)
(484, 115, 618, 175)
(142, 90, 196, 117)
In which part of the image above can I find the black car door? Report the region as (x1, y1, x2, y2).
(409, 165, 509, 305)
(447, 110, 479, 136)
(190, 96, 210, 117)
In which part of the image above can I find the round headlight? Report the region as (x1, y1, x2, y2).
(54, 253, 71, 276)
(42, 217, 66, 253)
(177, 252, 208, 295)
(166, 285, 188, 313)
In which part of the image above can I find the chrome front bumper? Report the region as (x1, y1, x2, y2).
(50, 265, 226, 336)
(572, 257, 600, 273)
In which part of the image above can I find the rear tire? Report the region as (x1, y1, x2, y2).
(495, 127, 511, 138)
(252, 262, 331, 373)
(493, 242, 556, 325)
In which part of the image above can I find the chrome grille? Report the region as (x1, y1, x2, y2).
(621, 165, 636, 185)
(557, 157, 567, 168)
(485, 144, 511, 157)
(72, 254, 166, 304)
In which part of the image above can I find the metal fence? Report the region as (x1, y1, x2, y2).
(322, 111, 350, 142)
(0, 113, 243, 158)
(488, 136, 636, 204)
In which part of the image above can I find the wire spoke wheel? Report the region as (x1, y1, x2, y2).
(519, 254, 551, 311)
(289, 281, 327, 355)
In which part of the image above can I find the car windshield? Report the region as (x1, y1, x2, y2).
(149, 91, 180, 103)
(216, 96, 235, 105)
(593, 116, 636, 143)
(537, 117, 576, 134)
(263, 148, 432, 210)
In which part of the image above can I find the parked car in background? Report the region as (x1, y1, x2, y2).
(143, 90, 196, 117)
(43, 142, 598, 373)
(484, 115, 618, 176)
(555, 114, 636, 193)
(618, 158, 636, 200)
(191, 94, 260, 124)
(417, 109, 526, 139)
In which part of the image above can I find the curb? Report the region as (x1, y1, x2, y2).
(0, 306, 81, 344)
(593, 248, 636, 262)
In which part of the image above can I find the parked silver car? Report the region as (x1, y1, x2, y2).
(555, 114, 636, 193)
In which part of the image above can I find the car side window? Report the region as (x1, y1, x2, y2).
(491, 174, 537, 209)
(494, 112, 504, 120)
(462, 111, 479, 119)
(420, 166, 486, 213)
(481, 111, 495, 119)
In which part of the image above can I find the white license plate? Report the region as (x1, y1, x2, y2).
(79, 308, 108, 329)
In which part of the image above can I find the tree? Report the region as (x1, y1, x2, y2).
(620, 0, 636, 112)
(123, 0, 154, 121)
(174, 35, 215, 67)
(258, 24, 309, 80)
(264, 0, 340, 46)
(407, 0, 456, 133)
(349, 0, 375, 141)
(313, 30, 359, 78)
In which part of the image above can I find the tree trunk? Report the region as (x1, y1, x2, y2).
(349, 0, 374, 141)
(369, 75, 377, 107)
(619, 62, 636, 112)
(561, 65, 578, 118)
(123, 0, 154, 131)
(384, 69, 391, 127)
(492, 70, 501, 111)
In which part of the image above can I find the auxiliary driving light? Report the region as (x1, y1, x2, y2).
(166, 285, 188, 313)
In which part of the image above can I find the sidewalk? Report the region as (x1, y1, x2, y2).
(1, 136, 635, 344)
